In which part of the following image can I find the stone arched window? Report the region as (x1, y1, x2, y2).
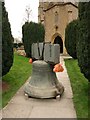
(55, 11, 58, 24)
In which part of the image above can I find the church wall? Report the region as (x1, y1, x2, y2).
(38, 2, 78, 54)
(44, 5, 69, 54)
(66, 4, 78, 24)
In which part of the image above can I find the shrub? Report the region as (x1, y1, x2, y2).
(2, 2, 14, 76)
(77, 2, 90, 81)
(13, 43, 18, 48)
(65, 20, 78, 59)
(18, 43, 23, 47)
(22, 22, 45, 57)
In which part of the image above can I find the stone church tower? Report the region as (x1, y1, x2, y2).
(38, 1, 78, 54)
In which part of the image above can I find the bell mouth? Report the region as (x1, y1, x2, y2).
(24, 81, 64, 99)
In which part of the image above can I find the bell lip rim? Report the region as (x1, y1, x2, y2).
(24, 82, 64, 99)
(25, 82, 58, 90)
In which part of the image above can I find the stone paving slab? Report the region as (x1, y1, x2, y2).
(1, 55, 77, 118)
(2, 103, 32, 118)
(29, 106, 76, 118)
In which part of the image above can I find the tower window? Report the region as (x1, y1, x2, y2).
(55, 11, 58, 24)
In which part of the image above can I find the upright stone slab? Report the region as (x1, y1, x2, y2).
(32, 43, 44, 59)
(44, 44, 60, 64)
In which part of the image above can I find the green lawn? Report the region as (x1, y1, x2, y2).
(2, 53, 32, 107)
(65, 59, 88, 118)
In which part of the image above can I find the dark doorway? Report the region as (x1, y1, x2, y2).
(54, 36, 63, 53)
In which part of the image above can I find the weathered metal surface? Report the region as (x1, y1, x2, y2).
(24, 60, 64, 98)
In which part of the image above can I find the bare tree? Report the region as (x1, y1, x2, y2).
(24, 5, 32, 22)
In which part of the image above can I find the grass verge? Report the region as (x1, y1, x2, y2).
(2, 53, 32, 108)
(65, 59, 88, 118)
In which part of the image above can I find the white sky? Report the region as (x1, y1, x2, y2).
(4, 0, 39, 40)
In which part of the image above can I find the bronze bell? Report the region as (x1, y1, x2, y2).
(24, 60, 64, 98)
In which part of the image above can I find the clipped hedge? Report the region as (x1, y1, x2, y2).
(2, 2, 14, 76)
(65, 20, 78, 59)
(77, 2, 90, 81)
(22, 22, 45, 57)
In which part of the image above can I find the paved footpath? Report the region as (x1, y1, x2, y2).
(1, 55, 77, 118)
